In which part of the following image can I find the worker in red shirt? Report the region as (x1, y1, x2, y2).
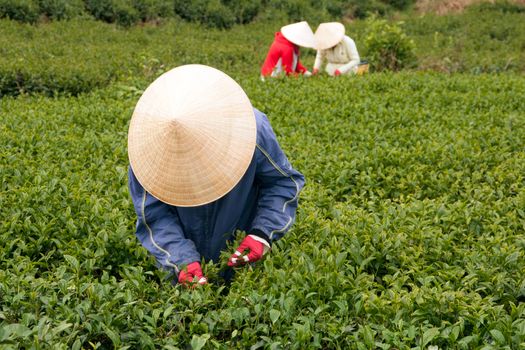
(260, 21, 314, 80)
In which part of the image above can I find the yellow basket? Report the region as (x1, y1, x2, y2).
(357, 62, 369, 76)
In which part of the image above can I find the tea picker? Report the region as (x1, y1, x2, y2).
(312, 22, 369, 76)
(260, 21, 315, 80)
(127, 64, 305, 286)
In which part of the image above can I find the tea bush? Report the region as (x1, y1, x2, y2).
(1, 0, 409, 26)
(363, 17, 416, 71)
(132, 0, 173, 22)
(383, 0, 415, 10)
(0, 0, 39, 23)
(474, 0, 525, 14)
(349, 0, 389, 19)
(37, 0, 85, 20)
(260, 0, 406, 22)
(223, 0, 261, 24)
(403, 3, 525, 73)
(1, 71, 525, 348)
(84, 0, 140, 27)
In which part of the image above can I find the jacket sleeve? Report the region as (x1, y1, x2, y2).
(313, 50, 324, 71)
(248, 114, 305, 241)
(295, 59, 308, 74)
(128, 167, 201, 273)
(261, 43, 280, 76)
(339, 36, 360, 74)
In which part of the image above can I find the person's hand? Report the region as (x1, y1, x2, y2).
(334, 69, 341, 76)
(228, 235, 270, 267)
(312, 68, 319, 75)
(178, 262, 207, 286)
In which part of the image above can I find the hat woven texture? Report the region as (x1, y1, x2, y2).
(281, 21, 315, 48)
(314, 22, 345, 50)
(128, 64, 256, 207)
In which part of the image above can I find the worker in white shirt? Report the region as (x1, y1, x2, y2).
(312, 22, 360, 77)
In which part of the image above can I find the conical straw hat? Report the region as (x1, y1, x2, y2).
(128, 64, 256, 207)
(314, 22, 345, 50)
(281, 21, 315, 48)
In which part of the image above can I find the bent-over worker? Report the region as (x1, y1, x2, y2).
(261, 21, 315, 79)
(127, 64, 305, 286)
(313, 22, 360, 76)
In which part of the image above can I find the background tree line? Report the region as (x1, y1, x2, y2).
(0, 0, 416, 27)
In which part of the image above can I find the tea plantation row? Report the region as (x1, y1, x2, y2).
(1, 72, 524, 348)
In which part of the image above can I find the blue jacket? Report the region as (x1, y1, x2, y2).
(128, 109, 305, 273)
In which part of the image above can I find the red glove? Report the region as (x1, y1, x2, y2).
(334, 69, 341, 76)
(228, 235, 270, 267)
(178, 262, 207, 286)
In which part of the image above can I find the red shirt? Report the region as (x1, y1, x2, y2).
(261, 32, 307, 77)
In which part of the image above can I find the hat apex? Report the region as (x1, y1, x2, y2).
(281, 21, 315, 48)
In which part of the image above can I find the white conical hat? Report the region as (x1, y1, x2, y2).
(314, 22, 345, 50)
(281, 21, 315, 48)
(128, 64, 256, 207)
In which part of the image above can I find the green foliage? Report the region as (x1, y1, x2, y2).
(262, 0, 323, 22)
(349, 0, 390, 19)
(1, 8, 524, 97)
(0, 0, 430, 26)
(0, 0, 178, 25)
(173, 0, 234, 29)
(382, 0, 415, 10)
(83, 0, 112, 22)
(364, 17, 416, 71)
(172, 0, 205, 22)
(84, 0, 140, 26)
(202, 0, 236, 29)
(0, 20, 131, 97)
(0, 18, 275, 96)
(0, 0, 39, 23)
(0, 0, 520, 30)
(403, 4, 525, 73)
(174, 0, 264, 29)
(472, 0, 525, 14)
(0, 8, 524, 350)
(1, 72, 525, 348)
(223, 0, 262, 24)
(261, 0, 412, 21)
(37, 0, 85, 20)
(131, 0, 173, 22)
(112, 0, 140, 26)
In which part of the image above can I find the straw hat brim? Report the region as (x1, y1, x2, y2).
(314, 22, 345, 50)
(281, 21, 315, 48)
(128, 64, 256, 207)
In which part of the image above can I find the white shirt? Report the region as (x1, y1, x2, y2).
(314, 36, 360, 75)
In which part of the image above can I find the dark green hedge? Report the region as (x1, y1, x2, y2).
(2, 0, 524, 29)
(0, 0, 420, 27)
(0, 0, 39, 23)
